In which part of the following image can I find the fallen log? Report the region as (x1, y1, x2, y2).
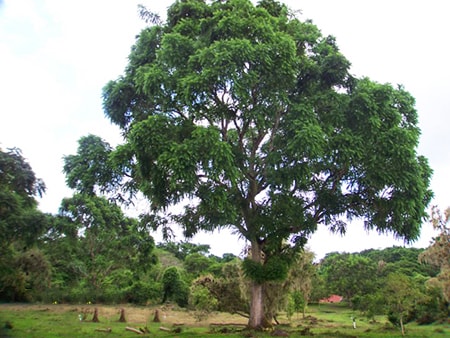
(159, 326, 171, 332)
(95, 328, 112, 333)
(125, 327, 144, 335)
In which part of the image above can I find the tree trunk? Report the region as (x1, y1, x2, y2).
(400, 315, 405, 336)
(248, 282, 264, 328)
(248, 240, 266, 329)
(92, 307, 99, 322)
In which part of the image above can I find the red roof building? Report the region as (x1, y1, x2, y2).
(319, 294, 343, 303)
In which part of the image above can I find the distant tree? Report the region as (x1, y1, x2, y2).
(15, 248, 51, 301)
(0, 147, 48, 301)
(255, 249, 316, 324)
(196, 259, 249, 316)
(161, 266, 189, 306)
(220, 253, 238, 263)
(419, 206, 450, 302)
(157, 241, 210, 261)
(189, 276, 219, 321)
(184, 252, 214, 278)
(63, 134, 133, 204)
(309, 270, 327, 304)
(383, 272, 424, 336)
(286, 290, 303, 320)
(320, 253, 378, 303)
(361, 247, 438, 278)
(44, 135, 159, 303)
(265, 248, 316, 323)
(417, 278, 449, 323)
(103, 0, 432, 327)
(0, 147, 46, 246)
(57, 193, 156, 300)
(353, 291, 385, 322)
(289, 249, 316, 318)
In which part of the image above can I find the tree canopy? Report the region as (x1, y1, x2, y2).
(0, 147, 47, 247)
(102, 0, 432, 328)
(0, 147, 48, 301)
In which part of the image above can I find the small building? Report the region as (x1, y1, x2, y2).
(319, 294, 343, 303)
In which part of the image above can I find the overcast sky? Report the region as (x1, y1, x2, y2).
(1, 0, 448, 259)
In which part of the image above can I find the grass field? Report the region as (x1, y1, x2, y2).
(0, 302, 448, 337)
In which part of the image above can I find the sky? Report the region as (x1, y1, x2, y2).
(1, 0, 449, 259)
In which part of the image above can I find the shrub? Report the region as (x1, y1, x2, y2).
(189, 283, 218, 321)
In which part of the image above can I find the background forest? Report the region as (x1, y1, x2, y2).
(0, 145, 448, 328)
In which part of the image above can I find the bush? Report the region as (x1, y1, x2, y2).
(126, 281, 161, 305)
(162, 267, 189, 307)
(189, 283, 218, 321)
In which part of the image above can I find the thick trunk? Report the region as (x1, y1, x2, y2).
(248, 282, 264, 328)
(247, 240, 266, 329)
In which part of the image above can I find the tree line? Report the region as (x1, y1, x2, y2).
(0, 144, 448, 328)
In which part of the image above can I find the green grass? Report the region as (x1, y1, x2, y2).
(0, 303, 448, 337)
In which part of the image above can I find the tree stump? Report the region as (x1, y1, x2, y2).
(153, 309, 161, 323)
(119, 308, 126, 322)
(92, 308, 100, 322)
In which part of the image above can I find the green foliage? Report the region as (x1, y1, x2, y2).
(361, 246, 438, 278)
(242, 256, 289, 284)
(383, 272, 425, 332)
(0, 253, 28, 302)
(0, 147, 47, 247)
(55, 193, 157, 285)
(319, 253, 378, 302)
(63, 135, 115, 195)
(286, 290, 305, 320)
(204, 261, 250, 315)
(103, 0, 431, 306)
(189, 279, 219, 321)
(157, 241, 211, 261)
(317, 248, 449, 323)
(0, 147, 49, 302)
(162, 266, 189, 307)
(38, 136, 160, 305)
(126, 280, 162, 305)
(419, 206, 450, 303)
(352, 292, 385, 321)
(100, 0, 431, 327)
(184, 253, 214, 277)
(0, 147, 45, 201)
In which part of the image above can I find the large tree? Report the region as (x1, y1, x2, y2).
(54, 135, 157, 302)
(0, 147, 48, 301)
(102, 0, 432, 328)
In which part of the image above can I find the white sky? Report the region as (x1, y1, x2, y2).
(1, 0, 448, 259)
